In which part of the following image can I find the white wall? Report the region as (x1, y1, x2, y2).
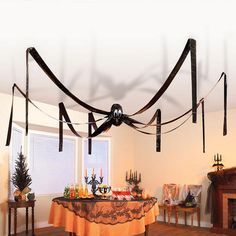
(133, 108, 236, 227)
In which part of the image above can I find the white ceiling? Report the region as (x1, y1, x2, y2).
(0, 0, 235, 122)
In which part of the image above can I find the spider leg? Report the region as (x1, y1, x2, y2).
(90, 118, 113, 137)
(122, 116, 146, 131)
(123, 119, 153, 135)
(131, 39, 197, 124)
(27, 47, 109, 115)
(124, 116, 144, 125)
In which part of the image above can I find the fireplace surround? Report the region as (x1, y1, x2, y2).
(208, 167, 236, 234)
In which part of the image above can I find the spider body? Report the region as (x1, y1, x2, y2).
(110, 104, 123, 126)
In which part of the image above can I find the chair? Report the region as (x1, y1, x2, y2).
(176, 184, 202, 227)
(158, 183, 179, 224)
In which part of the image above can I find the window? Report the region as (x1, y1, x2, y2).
(10, 125, 110, 196)
(82, 138, 110, 186)
(9, 125, 24, 198)
(28, 132, 76, 195)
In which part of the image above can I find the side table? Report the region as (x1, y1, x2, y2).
(8, 200, 35, 236)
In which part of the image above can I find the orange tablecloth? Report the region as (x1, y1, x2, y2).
(48, 197, 159, 236)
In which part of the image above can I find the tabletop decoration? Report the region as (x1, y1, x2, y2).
(27, 192, 35, 201)
(85, 169, 103, 197)
(126, 170, 143, 198)
(141, 190, 151, 200)
(63, 185, 70, 198)
(179, 191, 197, 208)
(112, 187, 132, 200)
(212, 153, 224, 171)
(98, 184, 111, 199)
(11, 149, 32, 201)
(63, 184, 89, 199)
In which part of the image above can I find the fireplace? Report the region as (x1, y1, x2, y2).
(208, 167, 236, 234)
(222, 194, 236, 229)
(228, 198, 236, 229)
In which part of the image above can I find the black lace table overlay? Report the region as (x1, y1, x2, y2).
(53, 197, 157, 225)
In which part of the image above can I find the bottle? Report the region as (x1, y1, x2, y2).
(63, 185, 70, 198)
(75, 184, 79, 198)
(69, 185, 75, 199)
(79, 184, 84, 198)
(84, 185, 88, 197)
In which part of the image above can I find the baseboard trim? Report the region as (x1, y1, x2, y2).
(157, 216, 212, 228)
(12, 221, 51, 233)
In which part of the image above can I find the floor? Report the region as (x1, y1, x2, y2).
(16, 222, 228, 236)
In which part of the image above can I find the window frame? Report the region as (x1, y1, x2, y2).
(81, 137, 111, 185)
(9, 124, 111, 197)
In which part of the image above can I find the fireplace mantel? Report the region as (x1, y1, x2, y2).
(208, 167, 236, 235)
(208, 167, 236, 186)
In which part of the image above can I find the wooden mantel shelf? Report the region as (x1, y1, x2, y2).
(208, 167, 236, 186)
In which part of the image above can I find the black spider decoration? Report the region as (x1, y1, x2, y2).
(89, 103, 149, 138)
(5, 38, 227, 154)
(6, 39, 197, 154)
(91, 104, 130, 137)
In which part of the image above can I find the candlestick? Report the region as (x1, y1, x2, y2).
(212, 153, 224, 171)
(125, 169, 142, 198)
(84, 173, 103, 197)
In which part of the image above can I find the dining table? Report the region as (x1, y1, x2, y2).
(48, 196, 159, 236)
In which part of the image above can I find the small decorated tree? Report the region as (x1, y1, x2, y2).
(11, 150, 32, 201)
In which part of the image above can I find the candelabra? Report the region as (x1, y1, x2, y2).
(126, 170, 142, 194)
(85, 174, 103, 196)
(212, 153, 224, 171)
